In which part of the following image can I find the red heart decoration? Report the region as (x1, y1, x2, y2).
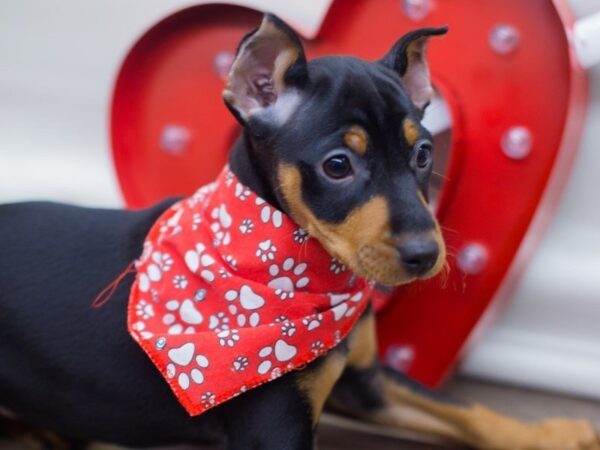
(111, 0, 587, 387)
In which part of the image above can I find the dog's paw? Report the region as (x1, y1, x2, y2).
(528, 418, 600, 450)
(463, 405, 599, 450)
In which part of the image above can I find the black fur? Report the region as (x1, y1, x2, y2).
(0, 14, 449, 450)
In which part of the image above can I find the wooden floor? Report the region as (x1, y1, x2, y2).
(2, 377, 599, 449)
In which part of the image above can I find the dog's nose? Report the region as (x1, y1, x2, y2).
(397, 238, 439, 276)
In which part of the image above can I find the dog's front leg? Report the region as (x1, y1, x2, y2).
(224, 349, 346, 450)
(327, 310, 600, 450)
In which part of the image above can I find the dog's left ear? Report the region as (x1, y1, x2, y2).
(379, 27, 448, 111)
(223, 14, 308, 127)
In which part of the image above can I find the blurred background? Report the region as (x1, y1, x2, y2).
(0, 0, 599, 426)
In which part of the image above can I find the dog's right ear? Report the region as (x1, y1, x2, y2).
(223, 14, 308, 128)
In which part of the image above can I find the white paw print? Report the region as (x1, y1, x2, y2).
(184, 243, 216, 283)
(135, 300, 154, 319)
(165, 343, 209, 390)
(234, 182, 251, 201)
(192, 213, 202, 231)
(255, 198, 283, 228)
(138, 251, 173, 292)
(208, 311, 230, 331)
(223, 254, 238, 270)
(293, 228, 309, 244)
(302, 313, 323, 331)
(159, 207, 184, 237)
(280, 320, 296, 337)
(311, 340, 326, 357)
(201, 391, 217, 408)
(163, 298, 204, 334)
(131, 321, 153, 339)
(217, 329, 240, 347)
(225, 285, 264, 327)
(172, 274, 189, 289)
(219, 268, 232, 279)
(239, 219, 254, 234)
(190, 182, 217, 207)
(256, 239, 277, 263)
(210, 204, 232, 247)
(256, 340, 298, 375)
(267, 257, 310, 299)
(232, 355, 249, 372)
(225, 170, 235, 186)
(330, 257, 347, 275)
(329, 292, 364, 321)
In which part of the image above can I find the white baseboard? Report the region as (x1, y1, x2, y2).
(461, 328, 600, 400)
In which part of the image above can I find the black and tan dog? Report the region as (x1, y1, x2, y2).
(1, 14, 598, 450)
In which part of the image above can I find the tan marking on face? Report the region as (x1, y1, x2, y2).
(297, 351, 347, 426)
(344, 126, 368, 155)
(403, 118, 419, 146)
(278, 164, 396, 282)
(346, 312, 377, 369)
(278, 164, 446, 285)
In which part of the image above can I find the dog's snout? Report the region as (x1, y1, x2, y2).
(396, 238, 439, 276)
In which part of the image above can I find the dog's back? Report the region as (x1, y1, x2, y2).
(0, 200, 222, 445)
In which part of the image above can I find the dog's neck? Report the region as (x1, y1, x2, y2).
(228, 133, 283, 210)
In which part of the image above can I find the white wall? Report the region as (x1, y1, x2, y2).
(0, 0, 599, 398)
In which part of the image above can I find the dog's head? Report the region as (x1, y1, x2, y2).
(223, 14, 447, 286)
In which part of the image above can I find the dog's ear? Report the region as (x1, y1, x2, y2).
(223, 14, 308, 127)
(379, 27, 448, 111)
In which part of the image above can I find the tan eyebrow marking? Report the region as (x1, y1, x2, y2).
(403, 118, 419, 146)
(344, 126, 368, 155)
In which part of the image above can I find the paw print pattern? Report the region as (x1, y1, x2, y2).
(223, 255, 238, 271)
(217, 329, 240, 347)
(239, 219, 254, 234)
(329, 292, 364, 321)
(257, 339, 298, 375)
(200, 392, 217, 408)
(232, 355, 249, 372)
(159, 208, 184, 237)
(255, 198, 283, 229)
(225, 285, 264, 327)
(129, 165, 373, 415)
(302, 313, 323, 331)
(234, 182, 251, 201)
(192, 213, 202, 231)
(311, 340, 325, 357)
(131, 321, 153, 339)
(210, 204, 232, 247)
(208, 311, 230, 331)
(135, 300, 154, 319)
(165, 343, 210, 390)
(280, 321, 296, 337)
(256, 239, 277, 262)
(293, 228, 309, 244)
(330, 257, 347, 275)
(184, 243, 216, 283)
(138, 251, 174, 292)
(163, 299, 204, 334)
(219, 268, 232, 279)
(267, 257, 310, 299)
(173, 274, 189, 289)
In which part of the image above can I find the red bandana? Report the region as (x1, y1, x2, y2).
(128, 166, 373, 415)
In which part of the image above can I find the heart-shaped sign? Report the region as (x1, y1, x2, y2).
(111, 0, 587, 387)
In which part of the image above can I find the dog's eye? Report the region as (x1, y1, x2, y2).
(323, 155, 353, 179)
(414, 139, 432, 169)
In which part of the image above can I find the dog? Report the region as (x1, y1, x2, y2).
(1, 13, 598, 450)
